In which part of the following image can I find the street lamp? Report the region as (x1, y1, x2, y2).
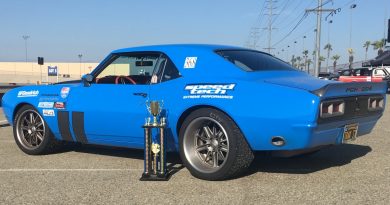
(303, 36, 306, 51)
(22, 35, 30, 63)
(349, 4, 357, 49)
(327, 20, 333, 44)
(78, 54, 83, 77)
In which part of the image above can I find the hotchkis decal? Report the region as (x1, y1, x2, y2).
(184, 57, 197, 69)
(38, 102, 54, 108)
(54, 102, 66, 109)
(17, 90, 39, 98)
(42, 109, 55, 117)
(60, 87, 70, 98)
(183, 84, 235, 99)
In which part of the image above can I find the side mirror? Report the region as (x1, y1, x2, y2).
(82, 74, 93, 87)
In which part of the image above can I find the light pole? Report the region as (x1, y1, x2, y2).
(303, 36, 306, 51)
(286, 45, 290, 62)
(328, 20, 333, 45)
(349, 4, 357, 49)
(326, 20, 333, 72)
(22, 35, 30, 63)
(78, 54, 83, 77)
(293, 41, 297, 56)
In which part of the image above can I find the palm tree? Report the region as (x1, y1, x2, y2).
(302, 50, 309, 71)
(296, 56, 302, 70)
(348, 48, 354, 69)
(312, 50, 316, 63)
(291, 55, 296, 67)
(331, 54, 340, 73)
(306, 59, 312, 74)
(371, 39, 386, 56)
(324, 43, 332, 72)
(363, 41, 370, 60)
(319, 56, 325, 70)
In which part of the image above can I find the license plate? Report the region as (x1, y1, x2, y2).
(343, 123, 358, 142)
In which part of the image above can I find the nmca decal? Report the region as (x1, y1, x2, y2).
(184, 84, 235, 95)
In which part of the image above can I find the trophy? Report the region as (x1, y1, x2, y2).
(140, 100, 170, 181)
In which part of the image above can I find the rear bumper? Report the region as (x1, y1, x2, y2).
(248, 114, 381, 151)
(308, 115, 380, 147)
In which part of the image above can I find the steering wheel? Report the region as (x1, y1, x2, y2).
(115, 76, 137, 85)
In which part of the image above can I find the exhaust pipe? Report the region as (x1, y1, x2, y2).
(271, 136, 286, 147)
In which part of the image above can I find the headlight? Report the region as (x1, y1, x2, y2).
(320, 100, 345, 118)
(368, 97, 384, 111)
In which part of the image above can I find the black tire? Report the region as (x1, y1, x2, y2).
(13, 105, 61, 155)
(179, 108, 254, 180)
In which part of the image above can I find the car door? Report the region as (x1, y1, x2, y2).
(66, 52, 162, 148)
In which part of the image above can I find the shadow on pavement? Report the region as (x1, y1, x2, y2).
(0, 123, 10, 128)
(246, 144, 372, 175)
(59, 143, 184, 175)
(54, 143, 371, 179)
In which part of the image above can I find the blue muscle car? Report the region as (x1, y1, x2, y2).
(1, 44, 387, 180)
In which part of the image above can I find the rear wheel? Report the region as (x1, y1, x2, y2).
(13, 105, 60, 155)
(179, 108, 254, 180)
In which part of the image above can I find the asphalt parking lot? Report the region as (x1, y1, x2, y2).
(0, 102, 389, 205)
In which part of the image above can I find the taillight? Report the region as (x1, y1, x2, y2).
(320, 100, 345, 118)
(368, 97, 384, 111)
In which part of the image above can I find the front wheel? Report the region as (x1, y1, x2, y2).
(13, 105, 61, 155)
(179, 108, 254, 180)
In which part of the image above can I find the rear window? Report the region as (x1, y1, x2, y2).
(216, 50, 296, 72)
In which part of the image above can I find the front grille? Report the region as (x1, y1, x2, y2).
(317, 95, 384, 124)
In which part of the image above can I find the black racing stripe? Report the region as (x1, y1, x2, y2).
(57, 111, 73, 141)
(72, 112, 88, 144)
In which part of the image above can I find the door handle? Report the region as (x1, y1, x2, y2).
(133, 92, 147, 98)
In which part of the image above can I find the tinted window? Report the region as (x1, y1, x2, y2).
(216, 50, 295, 71)
(154, 55, 181, 83)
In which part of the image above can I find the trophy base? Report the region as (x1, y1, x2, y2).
(140, 172, 171, 181)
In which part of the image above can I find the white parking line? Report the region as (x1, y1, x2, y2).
(0, 120, 8, 124)
(0, 168, 143, 172)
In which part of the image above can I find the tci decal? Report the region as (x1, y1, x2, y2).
(183, 84, 235, 99)
(346, 86, 372, 92)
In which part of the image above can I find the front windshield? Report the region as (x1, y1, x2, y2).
(216, 50, 296, 72)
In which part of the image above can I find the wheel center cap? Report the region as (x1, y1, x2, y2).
(211, 139, 219, 149)
(31, 127, 36, 132)
(28, 129, 32, 134)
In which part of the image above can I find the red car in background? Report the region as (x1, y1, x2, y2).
(338, 67, 389, 82)
(338, 67, 390, 92)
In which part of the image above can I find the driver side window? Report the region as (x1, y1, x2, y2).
(96, 54, 160, 85)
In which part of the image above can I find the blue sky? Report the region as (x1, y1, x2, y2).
(0, 0, 389, 64)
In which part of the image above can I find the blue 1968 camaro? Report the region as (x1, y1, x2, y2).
(1, 44, 387, 180)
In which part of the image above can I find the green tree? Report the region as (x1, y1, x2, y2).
(302, 50, 309, 71)
(306, 59, 312, 74)
(348, 48, 354, 69)
(291, 55, 296, 67)
(296, 56, 302, 70)
(363, 41, 370, 60)
(319, 56, 325, 70)
(331, 54, 340, 73)
(371, 39, 386, 56)
(324, 43, 332, 72)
